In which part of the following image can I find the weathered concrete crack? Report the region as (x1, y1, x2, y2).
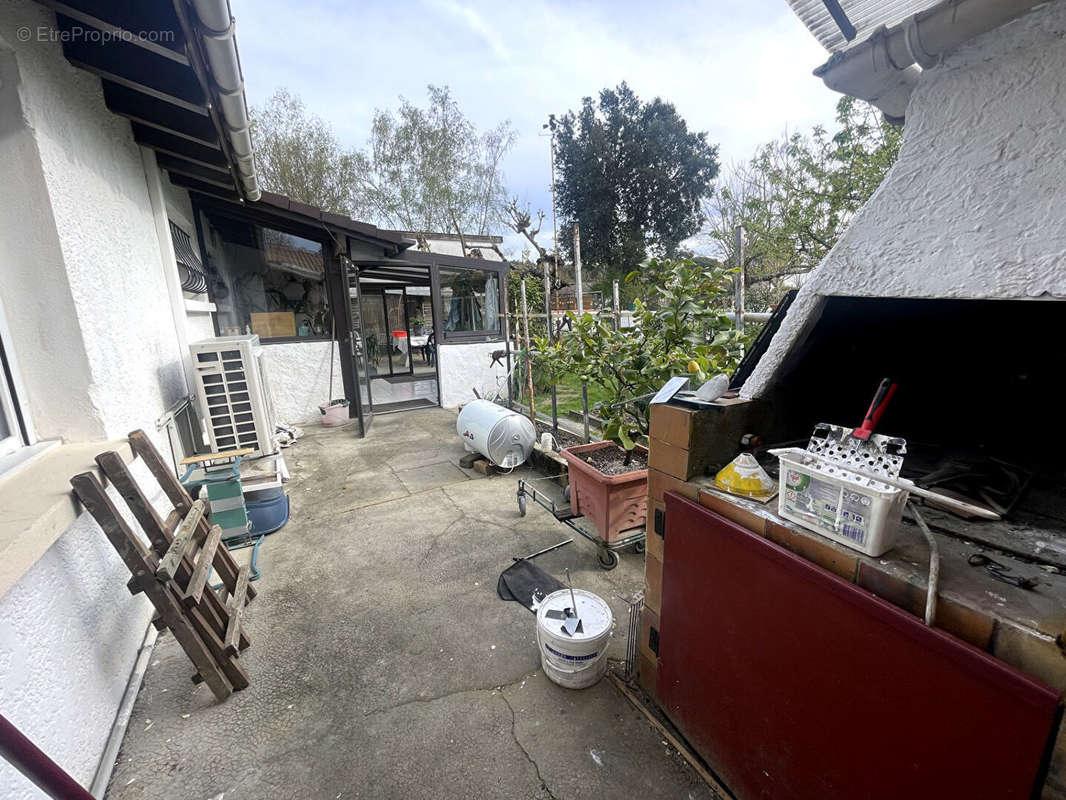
(361, 674, 531, 718)
(500, 692, 559, 800)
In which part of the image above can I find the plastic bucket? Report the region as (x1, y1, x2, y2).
(319, 399, 350, 427)
(536, 588, 614, 689)
(246, 491, 289, 535)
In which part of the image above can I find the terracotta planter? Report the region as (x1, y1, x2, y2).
(561, 442, 648, 542)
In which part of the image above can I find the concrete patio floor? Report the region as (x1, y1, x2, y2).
(104, 408, 715, 800)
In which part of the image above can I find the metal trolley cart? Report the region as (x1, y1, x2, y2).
(516, 474, 645, 570)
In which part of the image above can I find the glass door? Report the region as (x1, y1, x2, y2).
(361, 289, 390, 377)
(343, 259, 373, 434)
(384, 289, 412, 376)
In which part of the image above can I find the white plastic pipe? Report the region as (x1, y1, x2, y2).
(189, 0, 260, 200)
(815, 0, 1045, 120)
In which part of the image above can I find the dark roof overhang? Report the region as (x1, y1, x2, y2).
(40, 0, 259, 200)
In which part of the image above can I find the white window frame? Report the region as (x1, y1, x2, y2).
(0, 352, 24, 458)
(0, 301, 30, 460)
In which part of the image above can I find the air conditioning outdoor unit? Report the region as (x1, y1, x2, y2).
(190, 335, 278, 456)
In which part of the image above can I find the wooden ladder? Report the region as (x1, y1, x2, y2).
(69, 430, 257, 702)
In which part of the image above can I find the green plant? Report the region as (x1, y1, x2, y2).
(536, 258, 743, 463)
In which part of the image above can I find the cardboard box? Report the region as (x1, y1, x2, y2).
(644, 551, 663, 614)
(250, 311, 296, 338)
(640, 606, 660, 663)
(646, 500, 665, 561)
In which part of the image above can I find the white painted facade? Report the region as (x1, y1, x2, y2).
(438, 341, 509, 408)
(0, 4, 210, 796)
(0, 462, 165, 798)
(0, 3, 509, 794)
(262, 340, 344, 423)
(742, 2, 1066, 398)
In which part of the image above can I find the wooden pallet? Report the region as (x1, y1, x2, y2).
(69, 430, 256, 702)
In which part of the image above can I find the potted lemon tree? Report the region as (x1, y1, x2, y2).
(537, 258, 743, 546)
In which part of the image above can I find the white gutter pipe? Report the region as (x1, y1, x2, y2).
(815, 0, 1046, 121)
(188, 0, 260, 201)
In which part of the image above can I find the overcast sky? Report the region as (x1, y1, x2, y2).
(231, 0, 840, 254)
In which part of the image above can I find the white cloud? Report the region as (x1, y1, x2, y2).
(232, 0, 841, 227)
(425, 0, 511, 61)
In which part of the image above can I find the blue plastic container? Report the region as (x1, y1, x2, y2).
(245, 488, 289, 535)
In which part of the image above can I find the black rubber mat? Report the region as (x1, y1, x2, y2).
(497, 559, 565, 613)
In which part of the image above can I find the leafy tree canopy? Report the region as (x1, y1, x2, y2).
(250, 88, 362, 216)
(554, 83, 720, 280)
(357, 85, 516, 236)
(536, 258, 742, 457)
(704, 97, 902, 309)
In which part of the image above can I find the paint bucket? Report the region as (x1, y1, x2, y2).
(535, 588, 614, 689)
(319, 399, 350, 427)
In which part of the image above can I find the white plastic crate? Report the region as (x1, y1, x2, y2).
(776, 449, 908, 557)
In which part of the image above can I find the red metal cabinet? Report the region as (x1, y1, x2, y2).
(657, 492, 1061, 800)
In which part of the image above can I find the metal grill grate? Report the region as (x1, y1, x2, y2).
(170, 220, 208, 294)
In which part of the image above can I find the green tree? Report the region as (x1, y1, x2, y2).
(536, 258, 742, 462)
(553, 84, 719, 281)
(704, 97, 902, 308)
(357, 85, 516, 237)
(250, 88, 363, 215)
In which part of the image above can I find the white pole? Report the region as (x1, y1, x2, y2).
(733, 224, 745, 334)
(544, 262, 558, 434)
(520, 279, 535, 426)
(612, 280, 621, 331)
(573, 223, 583, 315)
(548, 117, 560, 290)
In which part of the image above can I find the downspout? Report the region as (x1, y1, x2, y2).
(185, 0, 260, 201)
(814, 0, 1047, 121)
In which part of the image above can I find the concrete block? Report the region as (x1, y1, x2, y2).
(648, 398, 759, 474)
(856, 562, 995, 650)
(766, 521, 859, 582)
(992, 621, 1066, 693)
(637, 651, 658, 699)
(646, 501, 665, 561)
(698, 491, 768, 536)
(647, 469, 706, 504)
(640, 606, 660, 663)
(1042, 721, 1066, 800)
(644, 552, 663, 614)
(648, 436, 712, 481)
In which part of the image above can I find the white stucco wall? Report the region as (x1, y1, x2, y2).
(742, 2, 1066, 398)
(0, 17, 99, 443)
(438, 341, 508, 408)
(262, 341, 343, 423)
(0, 3, 197, 794)
(1, 2, 187, 438)
(0, 462, 162, 800)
